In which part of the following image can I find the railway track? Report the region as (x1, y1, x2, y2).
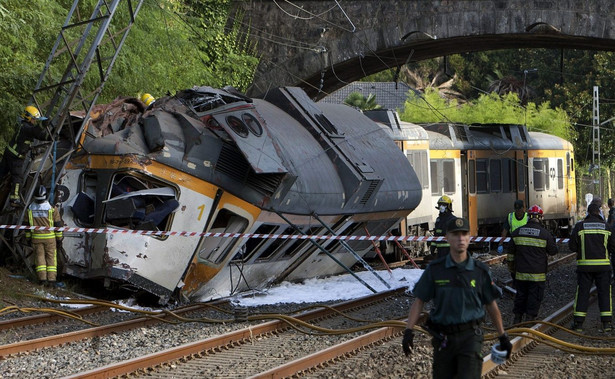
(61, 288, 409, 378)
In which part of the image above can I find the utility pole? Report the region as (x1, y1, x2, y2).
(593, 86, 601, 198)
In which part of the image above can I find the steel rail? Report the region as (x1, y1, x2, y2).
(0, 305, 104, 330)
(64, 288, 407, 378)
(482, 288, 597, 377)
(0, 302, 218, 358)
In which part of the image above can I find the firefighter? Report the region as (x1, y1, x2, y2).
(25, 185, 64, 287)
(569, 203, 614, 332)
(432, 195, 456, 258)
(0, 105, 50, 207)
(507, 205, 557, 324)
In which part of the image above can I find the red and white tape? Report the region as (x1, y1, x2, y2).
(0, 224, 570, 243)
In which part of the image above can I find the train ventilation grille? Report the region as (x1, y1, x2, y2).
(216, 143, 284, 196)
(360, 180, 380, 205)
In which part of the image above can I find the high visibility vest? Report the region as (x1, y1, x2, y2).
(509, 212, 528, 233)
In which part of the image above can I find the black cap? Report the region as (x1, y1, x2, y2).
(514, 200, 524, 210)
(446, 217, 470, 233)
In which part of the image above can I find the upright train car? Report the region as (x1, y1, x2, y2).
(55, 87, 422, 303)
(424, 123, 576, 237)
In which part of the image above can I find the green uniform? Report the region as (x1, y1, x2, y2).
(412, 254, 502, 379)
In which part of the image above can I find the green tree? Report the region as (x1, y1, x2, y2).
(0, 0, 258, 150)
(343, 92, 381, 110)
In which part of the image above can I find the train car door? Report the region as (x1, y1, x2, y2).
(466, 151, 478, 236)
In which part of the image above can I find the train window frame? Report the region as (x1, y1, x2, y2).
(557, 158, 564, 189)
(254, 226, 294, 262)
(242, 113, 263, 136)
(489, 159, 502, 193)
(198, 209, 249, 265)
(226, 115, 249, 138)
(443, 160, 455, 194)
(430, 160, 440, 195)
(517, 159, 525, 192)
(282, 226, 322, 259)
(102, 172, 179, 239)
(407, 151, 429, 189)
(72, 171, 98, 227)
(476, 159, 488, 193)
(469, 159, 476, 194)
(533, 158, 550, 191)
(235, 223, 277, 262)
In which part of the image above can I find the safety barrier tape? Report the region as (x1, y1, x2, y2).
(0, 224, 571, 243)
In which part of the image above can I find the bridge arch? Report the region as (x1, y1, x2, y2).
(230, 0, 615, 99)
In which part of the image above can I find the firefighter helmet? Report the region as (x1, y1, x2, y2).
(527, 204, 543, 216)
(34, 185, 47, 202)
(22, 105, 47, 123)
(140, 93, 155, 107)
(436, 195, 453, 211)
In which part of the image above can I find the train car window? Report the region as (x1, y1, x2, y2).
(490, 159, 502, 192)
(235, 223, 277, 262)
(72, 172, 98, 226)
(566, 152, 571, 177)
(199, 209, 249, 264)
(557, 159, 564, 189)
(533, 158, 550, 191)
(443, 160, 455, 194)
(517, 159, 525, 192)
(502, 159, 511, 192)
(226, 116, 249, 138)
(407, 151, 429, 189)
(103, 173, 179, 236)
(284, 226, 321, 258)
(255, 226, 294, 261)
(476, 159, 488, 193)
(509, 159, 517, 192)
(469, 160, 476, 194)
(430, 161, 440, 195)
(242, 113, 263, 136)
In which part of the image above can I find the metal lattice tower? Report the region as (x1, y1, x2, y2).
(17, 0, 144, 218)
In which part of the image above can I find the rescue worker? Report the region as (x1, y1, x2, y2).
(25, 185, 64, 287)
(140, 93, 155, 108)
(0, 105, 50, 207)
(402, 217, 512, 378)
(432, 195, 456, 258)
(569, 203, 614, 332)
(507, 205, 558, 324)
(498, 199, 528, 254)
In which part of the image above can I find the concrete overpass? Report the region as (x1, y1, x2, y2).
(229, 0, 615, 99)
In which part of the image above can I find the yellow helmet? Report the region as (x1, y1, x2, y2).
(140, 93, 155, 107)
(436, 195, 453, 211)
(22, 105, 47, 123)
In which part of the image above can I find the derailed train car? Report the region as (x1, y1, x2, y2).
(57, 86, 421, 303)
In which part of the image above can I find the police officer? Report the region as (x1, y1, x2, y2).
(507, 205, 558, 324)
(569, 203, 614, 332)
(25, 185, 64, 287)
(402, 217, 512, 378)
(0, 105, 50, 207)
(432, 195, 456, 258)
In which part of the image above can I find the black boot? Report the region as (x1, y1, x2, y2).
(571, 320, 583, 332)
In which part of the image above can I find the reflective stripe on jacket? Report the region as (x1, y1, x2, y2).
(569, 214, 614, 272)
(509, 219, 558, 281)
(25, 201, 63, 240)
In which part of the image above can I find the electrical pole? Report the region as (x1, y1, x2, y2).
(593, 86, 601, 199)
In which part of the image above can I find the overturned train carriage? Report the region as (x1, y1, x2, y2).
(58, 86, 421, 303)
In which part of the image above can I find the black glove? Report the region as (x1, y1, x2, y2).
(402, 328, 414, 356)
(498, 333, 512, 358)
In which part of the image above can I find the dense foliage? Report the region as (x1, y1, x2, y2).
(400, 89, 574, 142)
(0, 0, 258, 148)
